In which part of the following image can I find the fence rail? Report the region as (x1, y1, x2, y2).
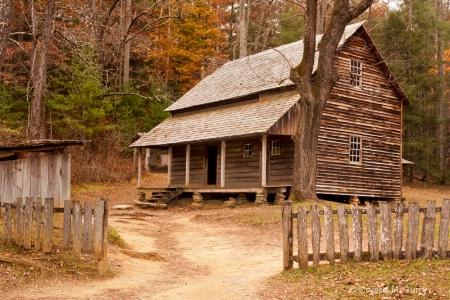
(1, 197, 108, 275)
(282, 199, 450, 270)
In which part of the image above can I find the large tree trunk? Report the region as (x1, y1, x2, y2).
(289, 0, 373, 202)
(0, 0, 13, 69)
(238, 0, 248, 57)
(28, 0, 56, 140)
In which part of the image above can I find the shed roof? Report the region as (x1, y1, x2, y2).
(130, 90, 299, 147)
(0, 140, 84, 154)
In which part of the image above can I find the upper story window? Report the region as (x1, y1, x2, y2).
(271, 140, 280, 156)
(350, 60, 362, 87)
(244, 143, 252, 158)
(349, 136, 362, 164)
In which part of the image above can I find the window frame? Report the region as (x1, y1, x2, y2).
(350, 60, 362, 87)
(271, 140, 280, 156)
(349, 135, 362, 164)
(243, 143, 252, 158)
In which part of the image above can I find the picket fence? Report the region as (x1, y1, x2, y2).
(282, 199, 450, 269)
(1, 197, 109, 275)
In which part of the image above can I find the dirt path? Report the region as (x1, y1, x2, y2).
(5, 208, 282, 300)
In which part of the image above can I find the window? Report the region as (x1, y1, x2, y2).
(271, 140, 280, 156)
(349, 136, 362, 163)
(243, 143, 252, 158)
(350, 60, 362, 87)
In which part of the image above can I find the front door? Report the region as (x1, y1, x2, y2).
(206, 146, 218, 185)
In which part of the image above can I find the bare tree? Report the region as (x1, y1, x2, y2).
(289, 0, 373, 202)
(0, 0, 13, 68)
(29, 0, 56, 140)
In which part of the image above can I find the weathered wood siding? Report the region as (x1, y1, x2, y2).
(225, 138, 261, 188)
(316, 32, 402, 198)
(170, 145, 186, 186)
(0, 153, 71, 208)
(268, 136, 294, 185)
(189, 144, 206, 186)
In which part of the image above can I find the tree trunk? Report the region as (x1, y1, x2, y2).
(123, 0, 132, 85)
(238, 0, 248, 57)
(289, 0, 373, 202)
(0, 0, 13, 69)
(29, 0, 56, 140)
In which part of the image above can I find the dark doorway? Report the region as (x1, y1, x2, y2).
(207, 146, 218, 185)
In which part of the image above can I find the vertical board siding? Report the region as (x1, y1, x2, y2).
(0, 154, 70, 208)
(316, 33, 402, 199)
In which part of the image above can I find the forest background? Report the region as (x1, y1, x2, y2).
(0, 0, 449, 186)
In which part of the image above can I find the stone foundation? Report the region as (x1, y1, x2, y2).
(254, 191, 268, 205)
(191, 192, 204, 209)
(274, 192, 286, 205)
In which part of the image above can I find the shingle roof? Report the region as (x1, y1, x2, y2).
(166, 21, 366, 112)
(130, 90, 299, 147)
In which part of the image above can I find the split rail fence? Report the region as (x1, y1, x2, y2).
(1, 197, 109, 275)
(282, 199, 450, 269)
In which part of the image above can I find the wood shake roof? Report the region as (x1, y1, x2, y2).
(131, 90, 300, 147)
(165, 21, 365, 112)
(132, 21, 408, 148)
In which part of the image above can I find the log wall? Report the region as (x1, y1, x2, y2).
(171, 145, 186, 186)
(316, 32, 402, 198)
(0, 154, 71, 208)
(268, 135, 294, 185)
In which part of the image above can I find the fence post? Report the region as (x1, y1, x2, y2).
(366, 202, 379, 261)
(72, 201, 82, 254)
(63, 200, 71, 250)
(282, 201, 293, 270)
(23, 197, 33, 250)
(34, 198, 42, 250)
(438, 199, 450, 258)
(351, 204, 363, 262)
(393, 202, 404, 260)
(297, 206, 308, 268)
(337, 204, 349, 262)
(43, 198, 54, 253)
(82, 202, 93, 253)
(421, 200, 436, 258)
(311, 205, 321, 267)
(324, 206, 335, 265)
(98, 199, 109, 275)
(380, 202, 392, 260)
(405, 202, 420, 260)
(4, 203, 12, 242)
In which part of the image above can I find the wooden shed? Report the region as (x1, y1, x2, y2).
(130, 21, 409, 205)
(0, 140, 83, 208)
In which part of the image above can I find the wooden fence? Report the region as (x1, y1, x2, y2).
(1, 197, 108, 275)
(282, 199, 450, 270)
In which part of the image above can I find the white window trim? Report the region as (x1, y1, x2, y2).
(350, 60, 362, 87)
(271, 140, 280, 156)
(243, 143, 252, 158)
(349, 135, 362, 164)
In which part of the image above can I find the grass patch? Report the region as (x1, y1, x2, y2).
(263, 259, 450, 299)
(108, 226, 129, 249)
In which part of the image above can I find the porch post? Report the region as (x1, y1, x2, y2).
(137, 147, 142, 188)
(145, 148, 150, 171)
(168, 146, 172, 186)
(185, 144, 190, 187)
(261, 134, 267, 187)
(221, 140, 226, 188)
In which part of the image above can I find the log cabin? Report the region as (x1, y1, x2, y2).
(130, 21, 409, 207)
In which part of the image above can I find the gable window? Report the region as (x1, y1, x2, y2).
(244, 143, 252, 158)
(271, 140, 280, 156)
(350, 60, 362, 87)
(349, 136, 362, 163)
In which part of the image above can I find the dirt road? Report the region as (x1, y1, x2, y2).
(5, 206, 283, 300)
